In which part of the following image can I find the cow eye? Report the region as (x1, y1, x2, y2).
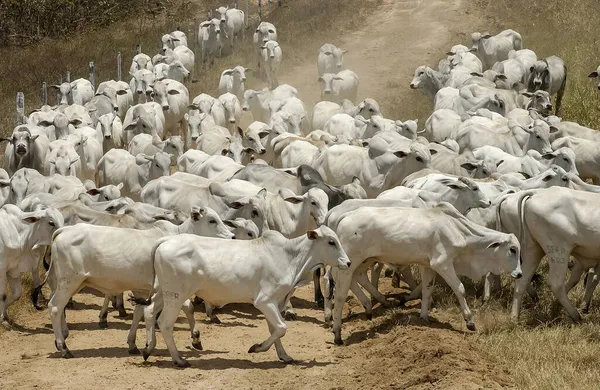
(563, 157, 568, 162)
(481, 170, 488, 175)
(247, 232, 253, 237)
(209, 219, 216, 224)
(48, 220, 55, 227)
(509, 247, 517, 255)
(416, 156, 423, 163)
(328, 239, 336, 247)
(252, 210, 259, 217)
(535, 135, 541, 139)
(310, 201, 316, 206)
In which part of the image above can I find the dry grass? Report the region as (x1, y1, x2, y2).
(0, 0, 381, 137)
(476, 0, 600, 128)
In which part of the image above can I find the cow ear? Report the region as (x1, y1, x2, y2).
(428, 148, 438, 155)
(588, 71, 599, 78)
(116, 182, 124, 190)
(258, 130, 270, 138)
(496, 159, 505, 167)
(23, 216, 40, 223)
(541, 174, 554, 182)
(306, 230, 319, 240)
(317, 77, 324, 82)
(530, 66, 535, 72)
(221, 149, 229, 156)
(284, 196, 304, 204)
(521, 92, 533, 98)
(86, 188, 101, 195)
(518, 171, 532, 179)
(223, 220, 238, 228)
(31, 135, 39, 142)
(487, 241, 501, 249)
(258, 188, 268, 198)
(446, 51, 455, 56)
(0, 179, 10, 187)
(470, 72, 483, 77)
(167, 89, 180, 95)
(228, 201, 244, 209)
(460, 162, 478, 171)
(237, 126, 244, 137)
(549, 126, 559, 134)
(393, 150, 408, 158)
(541, 153, 555, 160)
(190, 206, 206, 220)
(352, 176, 361, 184)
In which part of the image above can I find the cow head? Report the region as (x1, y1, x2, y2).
(223, 218, 260, 240)
(305, 225, 351, 270)
(50, 82, 74, 105)
(522, 90, 552, 115)
(22, 207, 65, 247)
(86, 183, 123, 202)
(138, 151, 172, 180)
(226, 188, 270, 234)
(2, 127, 39, 158)
(410, 65, 432, 89)
(189, 205, 235, 239)
(161, 33, 180, 53)
(528, 60, 550, 90)
(282, 187, 329, 226)
(521, 119, 555, 154)
(219, 93, 241, 124)
(130, 69, 155, 97)
(168, 60, 190, 80)
(49, 154, 79, 176)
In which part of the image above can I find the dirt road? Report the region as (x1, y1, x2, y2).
(0, 1, 511, 388)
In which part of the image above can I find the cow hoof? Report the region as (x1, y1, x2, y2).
(62, 349, 73, 359)
(192, 341, 203, 351)
(1, 320, 11, 329)
(193, 296, 203, 305)
(283, 311, 297, 321)
(248, 343, 261, 353)
(366, 312, 373, 321)
(99, 321, 108, 329)
(279, 355, 294, 364)
(210, 316, 222, 325)
(582, 307, 590, 314)
(143, 350, 151, 361)
(333, 332, 344, 346)
(316, 299, 324, 309)
(66, 300, 74, 309)
(117, 309, 128, 318)
(466, 322, 477, 331)
(128, 347, 141, 355)
(174, 359, 191, 368)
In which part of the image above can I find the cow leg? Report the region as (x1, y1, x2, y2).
(483, 273, 501, 303)
(249, 301, 292, 363)
(313, 268, 324, 308)
(370, 262, 383, 290)
(99, 296, 110, 329)
(407, 282, 423, 301)
(582, 265, 600, 313)
(155, 298, 190, 368)
(282, 289, 296, 320)
(115, 293, 127, 317)
(2, 275, 23, 323)
(511, 242, 544, 322)
(204, 302, 221, 324)
(547, 253, 581, 322)
(30, 247, 45, 309)
(431, 262, 475, 330)
(332, 269, 354, 345)
(48, 279, 82, 358)
(356, 270, 391, 309)
(0, 271, 8, 325)
(323, 268, 334, 324)
(350, 279, 372, 320)
(142, 292, 162, 359)
(420, 266, 436, 321)
(399, 265, 417, 290)
(181, 299, 202, 350)
(565, 260, 585, 293)
(127, 304, 144, 354)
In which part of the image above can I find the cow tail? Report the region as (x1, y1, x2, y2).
(128, 236, 168, 306)
(516, 190, 534, 264)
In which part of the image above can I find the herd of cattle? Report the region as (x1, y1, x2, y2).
(1, 13, 600, 368)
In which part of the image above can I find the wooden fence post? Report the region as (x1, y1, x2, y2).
(56, 75, 62, 103)
(41, 82, 47, 106)
(278, 0, 282, 6)
(16, 92, 25, 126)
(245, 0, 249, 26)
(117, 52, 122, 81)
(268, 0, 271, 8)
(136, 44, 142, 54)
(235, 0, 238, 8)
(65, 71, 71, 83)
(89, 61, 95, 90)
(258, 0, 262, 22)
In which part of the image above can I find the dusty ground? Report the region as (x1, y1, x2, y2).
(0, 0, 509, 388)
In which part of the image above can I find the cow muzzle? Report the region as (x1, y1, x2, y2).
(242, 105, 249, 111)
(229, 118, 236, 124)
(104, 135, 112, 140)
(270, 55, 275, 59)
(137, 89, 144, 95)
(16, 146, 27, 155)
(162, 105, 170, 111)
(338, 258, 351, 270)
(323, 90, 331, 94)
(410, 83, 417, 89)
(511, 270, 523, 279)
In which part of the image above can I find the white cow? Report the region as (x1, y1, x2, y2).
(122, 103, 166, 145)
(260, 40, 283, 89)
(0, 169, 9, 207)
(218, 66, 250, 98)
(47, 206, 233, 358)
(130, 53, 153, 74)
(527, 56, 567, 115)
(552, 136, 600, 184)
(319, 69, 359, 103)
(322, 113, 368, 142)
(313, 137, 431, 197)
(199, 19, 223, 67)
(318, 43, 347, 76)
(2, 126, 50, 176)
(97, 112, 125, 153)
(128, 134, 184, 164)
(0, 205, 63, 323)
(129, 69, 155, 104)
(161, 31, 188, 52)
(189, 93, 227, 127)
(242, 84, 298, 123)
(253, 22, 277, 72)
(153, 61, 190, 83)
(589, 65, 600, 92)
(328, 204, 521, 344)
(470, 29, 523, 70)
(177, 151, 241, 181)
(312, 101, 343, 131)
(218, 92, 242, 126)
(51, 78, 94, 106)
(216, 6, 245, 50)
(150, 79, 189, 141)
(97, 80, 133, 120)
(96, 149, 171, 201)
(135, 225, 350, 366)
(48, 140, 81, 177)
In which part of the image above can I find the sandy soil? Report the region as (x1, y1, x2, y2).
(0, 1, 512, 388)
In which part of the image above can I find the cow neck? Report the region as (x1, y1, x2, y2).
(281, 235, 319, 287)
